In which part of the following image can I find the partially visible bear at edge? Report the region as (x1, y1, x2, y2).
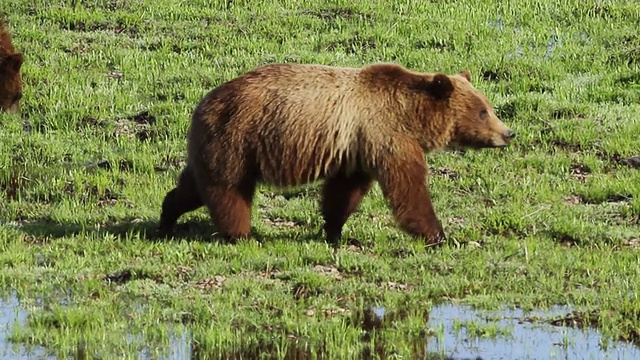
(160, 62, 515, 246)
(0, 19, 23, 114)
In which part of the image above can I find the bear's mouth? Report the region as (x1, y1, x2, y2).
(447, 139, 493, 150)
(488, 132, 515, 148)
(493, 140, 511, 148)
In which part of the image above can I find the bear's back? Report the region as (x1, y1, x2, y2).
(190, 63, 388, 186)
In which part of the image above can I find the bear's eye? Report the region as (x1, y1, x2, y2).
(479, 109, 488, 121)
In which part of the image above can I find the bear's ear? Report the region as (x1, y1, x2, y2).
(411, 73, 453, 100)
(460, 70, 471, 82)
(0, 53, 23, 74)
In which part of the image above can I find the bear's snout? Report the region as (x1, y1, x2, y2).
(489, 127, 515, 148)
(503, 129, 515, 142)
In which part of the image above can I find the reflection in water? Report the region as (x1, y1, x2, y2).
(164, 304, 640, 360)
(3, 293, 640, 359)
(0, 292, 55, 360)
(426, 304, 640, 360)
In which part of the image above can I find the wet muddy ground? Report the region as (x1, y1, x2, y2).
(3, 293, 638, 360)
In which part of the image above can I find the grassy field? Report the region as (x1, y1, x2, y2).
(1, 0, 639, 358)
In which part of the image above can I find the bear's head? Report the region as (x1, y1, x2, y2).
(415, 70, 514, 149)
(446, 70, 514, 149)
(0, 28, 23, 114)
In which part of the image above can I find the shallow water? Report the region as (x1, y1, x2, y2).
(0, 293, 55, 360)
(426, 304, 639, 360)
(2, 293, 640, 359)
(160, 303, 640, 359)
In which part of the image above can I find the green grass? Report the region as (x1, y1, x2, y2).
(1, 0, 640, 358)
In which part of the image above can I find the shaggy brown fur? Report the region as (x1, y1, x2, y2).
(0, 20, 23, 114)
(160, 63, 514, 246)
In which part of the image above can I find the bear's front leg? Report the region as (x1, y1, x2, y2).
(376, 150, 446, 247)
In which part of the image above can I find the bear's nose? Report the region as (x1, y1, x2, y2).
(504, 129, 516, 140)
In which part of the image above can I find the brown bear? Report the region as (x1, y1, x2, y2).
(0, 20, 23, 114)
(159, 62, 514, 246)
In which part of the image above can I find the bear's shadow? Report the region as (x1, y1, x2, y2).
(17, 217, 327, 245)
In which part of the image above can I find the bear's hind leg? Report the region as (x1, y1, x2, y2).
(159, 166, 204, 235)
(321, 170, 373, 246)
(203, 180, 257, 243)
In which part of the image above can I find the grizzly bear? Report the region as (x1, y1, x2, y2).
(0, 20, 23, 114)
(159, 62, 514, 246)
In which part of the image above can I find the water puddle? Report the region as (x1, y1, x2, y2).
(544, 28, 562, 60)
(2, 293, 640, 359)
(0, 291, 190, 360)
(487, 16, 566, 61)
(0, 293, 55, 360)
(356, 304, 637, 359)
(165, 303, 640, 359)
(424, 303, 640, 359)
